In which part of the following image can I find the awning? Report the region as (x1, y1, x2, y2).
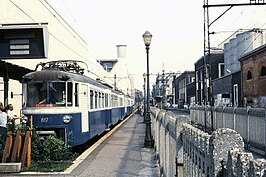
(0, 60, 34, 82)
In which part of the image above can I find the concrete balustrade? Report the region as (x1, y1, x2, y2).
(151, 108, 190, 177)
(150, 107, 266, 177)
(191, 106, 266, 153)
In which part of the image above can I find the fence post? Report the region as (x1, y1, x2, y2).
(247, 107, 250, 147)
(222, 106, 225, 128)
(265, 109, 266, 155)
(10, 131, 21, 162)
(175, 115, 189, 177)
(21, 131, 30, 168)
(233, 107, 236, 130)
(209, 128, 244, 176)
(1, 132, 13, 163)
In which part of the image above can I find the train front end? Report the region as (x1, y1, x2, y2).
(21, 61, 91, 147)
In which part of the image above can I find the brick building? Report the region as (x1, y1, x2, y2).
(239, 44, 266, 107)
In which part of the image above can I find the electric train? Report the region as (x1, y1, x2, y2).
(21, 60, 134, 147)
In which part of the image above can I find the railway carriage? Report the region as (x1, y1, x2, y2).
(21, 60, 133, 147)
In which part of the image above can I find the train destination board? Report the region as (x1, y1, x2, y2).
(0, 26, 48, 59)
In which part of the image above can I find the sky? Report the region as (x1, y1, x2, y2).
(46, 0, 266, 90)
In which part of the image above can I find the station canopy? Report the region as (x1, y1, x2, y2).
(0, 60, 33, 82)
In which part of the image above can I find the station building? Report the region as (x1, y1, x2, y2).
(0, 1, 133, 115)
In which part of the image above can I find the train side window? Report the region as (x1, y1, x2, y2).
(119, 98, 123, 106)
(102, 93, 105, 108)
(111, 94, 113, 107)
(90, 90, 94, 109)
(105, 93, 108, 108)
(99, 92, 101, 109)
(95, 91, 98, 109)
(75, 83, 79, 107)
(114, 95, 118, 107)
(67, 83, 73, 107)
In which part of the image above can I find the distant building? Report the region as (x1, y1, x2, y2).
(0, 1, 103, 115)
(195, 53, 224, 106)
(212, 29, 266, 107)
(152, 71, 176, 108)
(98, 59, 118, 72)
(98, 45, 134, 97)
(239, 43, 266, 107)
(134, 89, 143, 108)
(172, 71, 195, 108)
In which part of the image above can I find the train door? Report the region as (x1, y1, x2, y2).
(80, 84, 89, 132)
(124, 97, 127, 114)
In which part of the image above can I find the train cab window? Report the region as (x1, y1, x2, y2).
(90, 90, 94, 109)
(26, 82, 67, 107)
(75, 83, 79, 107)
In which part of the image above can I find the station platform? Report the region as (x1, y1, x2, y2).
(13, 113, 159, 177)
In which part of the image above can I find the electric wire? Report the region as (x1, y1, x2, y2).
(60, 0, 100, 61)
(8, 0, 108, 83)
(9, 0, 35, 21)
(211, 5, 266, 66)
(212, 6, 248, 47)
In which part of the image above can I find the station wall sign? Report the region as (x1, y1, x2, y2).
(0, 26, 48, 59)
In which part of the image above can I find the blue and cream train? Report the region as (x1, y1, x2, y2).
(21, 60, 134, 147)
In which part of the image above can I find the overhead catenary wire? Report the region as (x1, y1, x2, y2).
(42, 0, 116, 83)
(211, 5, 265, 48)
(60, 0, 100, 61)
(209, 4, 266, 66)
(41, 0, 103, 70)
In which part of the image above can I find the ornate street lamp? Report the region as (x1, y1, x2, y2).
(142, 31, 154, 148)
(143, 73, 147, 123)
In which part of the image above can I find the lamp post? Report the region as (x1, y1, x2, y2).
(142, 31, 154, 148)
(143, 73, 147, 123)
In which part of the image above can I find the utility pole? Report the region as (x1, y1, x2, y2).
(114, 74, 117, 90)
(155, 67, 180, 108)
(203, 0, 266, 132)
(105, 74, 127, 90)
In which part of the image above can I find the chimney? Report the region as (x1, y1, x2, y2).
(116, 45, 127, 58)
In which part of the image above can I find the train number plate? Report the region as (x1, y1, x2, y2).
(41, 117, 49, 123)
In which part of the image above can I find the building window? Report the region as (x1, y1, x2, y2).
(260, 66, 266, 77)
(247, 70, 252, 80)
(218, 63, 224, 77)
(233, 84, 238, 107)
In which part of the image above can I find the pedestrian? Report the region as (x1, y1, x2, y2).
(6, 104, 19, 130)
(0, 102, 7, 127)
(0, 102, 7, 145)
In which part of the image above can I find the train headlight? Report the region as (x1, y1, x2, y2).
(63, 115, 72, 124)
(21, 115, 28, 125)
